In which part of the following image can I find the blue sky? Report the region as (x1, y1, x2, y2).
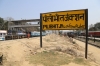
(0, 0, 100, 26)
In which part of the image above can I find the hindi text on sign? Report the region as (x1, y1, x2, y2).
(42, 13, 84, 22)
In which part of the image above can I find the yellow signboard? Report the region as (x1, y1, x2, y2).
(40, 9, 88, 30)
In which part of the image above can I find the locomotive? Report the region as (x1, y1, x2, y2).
(66, 31, 78, 38)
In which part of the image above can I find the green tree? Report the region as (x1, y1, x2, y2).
(0, 17, 4, 30)
(88, 24, 97, 31)
(4, 17, 14, 30)
(89, 22, 100, 31)
(1, 21, 8, 30)
(94, 22, 100, 30)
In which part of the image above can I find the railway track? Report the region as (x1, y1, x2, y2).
(74, 37, 100, 48)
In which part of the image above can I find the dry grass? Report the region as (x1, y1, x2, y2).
(28, 51, 71, 66)
(28, 50, 92, 66)
(73, 58, 90, 66)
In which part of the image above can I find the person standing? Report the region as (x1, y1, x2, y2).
(27, 33, 30, 39)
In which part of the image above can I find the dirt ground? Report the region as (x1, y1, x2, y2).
(0, 34, 100, 66)
(74, 39, 100, 65)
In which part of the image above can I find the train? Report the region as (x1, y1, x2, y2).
(31, 31, 47, 37)
(8, 30, 47, 36)
(66, 32, 76, 38)
(0, 30, 7, 41)
(80, 31, 100, 37)
(0, 30, 47, 41)
(63, 31, 100, 38)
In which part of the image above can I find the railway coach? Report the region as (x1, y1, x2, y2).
(31, 31, 47, 37)
(0, 30, 7, 41)
(80, 31, 100, 37)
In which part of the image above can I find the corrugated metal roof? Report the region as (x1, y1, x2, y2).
(10, 19, 40, 22)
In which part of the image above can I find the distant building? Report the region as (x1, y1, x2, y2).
(8, 19, 40, 35)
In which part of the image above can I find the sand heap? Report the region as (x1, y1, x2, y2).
(0, 34, 97, 66)
(39, 34, 84, 57)
(33, 34, 95, 61)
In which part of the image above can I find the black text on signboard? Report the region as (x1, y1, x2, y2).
(41, 9, 87, 30)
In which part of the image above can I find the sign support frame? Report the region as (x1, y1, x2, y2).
(40, 14, 42, 48)
(85, 9, 88, 59)
(40, 9, 88, 59)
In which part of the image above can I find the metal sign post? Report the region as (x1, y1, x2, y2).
(85, 9, 88, 59)
(40, 14, 42, 48)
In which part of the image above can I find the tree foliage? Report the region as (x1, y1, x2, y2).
(89, 24, 94, 29)
(5, 17, 14, 21)
(94, 22, 100, 29)
(0, 17, 14, 30)
(88, 23, 100, 31)
(0, 17, 5, 30)
(1, 21, 8, 30)
(88, 27, 97, 31)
